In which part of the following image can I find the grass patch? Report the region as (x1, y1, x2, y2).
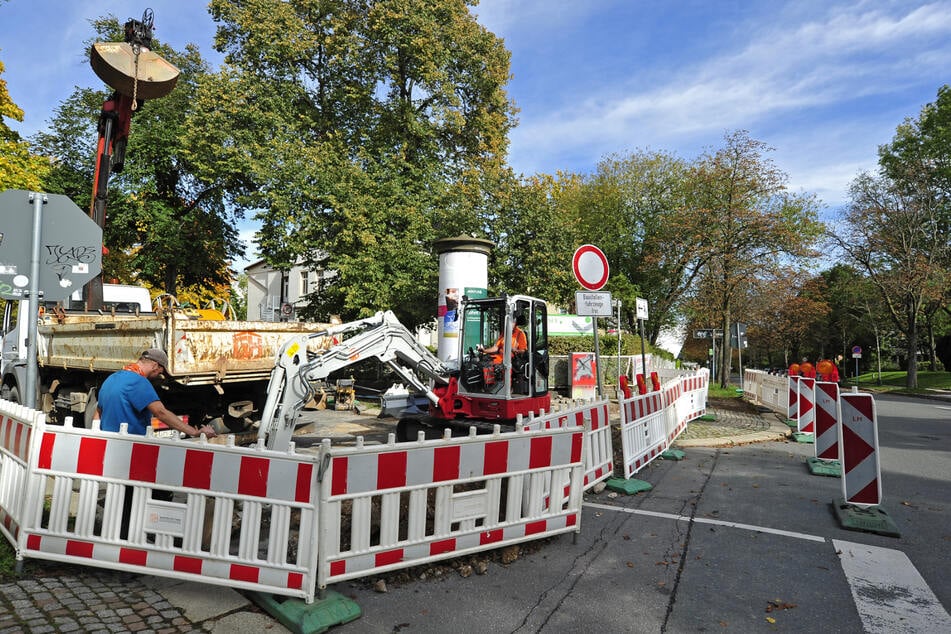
(707, 383, 744, 399)
(847, 370, 951, 395)
(0, 536, 19, 580)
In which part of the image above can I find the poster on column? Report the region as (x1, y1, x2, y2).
(571, 352, 597, 400)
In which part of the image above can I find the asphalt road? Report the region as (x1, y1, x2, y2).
(329, 393, 951, 633)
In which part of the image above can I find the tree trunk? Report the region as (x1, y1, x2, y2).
(905, 309, 918, 388)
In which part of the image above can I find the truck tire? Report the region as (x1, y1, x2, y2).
(1, 384, 20, 404)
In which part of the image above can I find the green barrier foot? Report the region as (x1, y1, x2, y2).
(605, 478, 653, 495)
(832, 499, 901, 538)
(698, 413, 717, 422)
(734, 388, 744, 395)
(806, 457, 841, 477)
(246, 590, 361, 634)
(784, 419, 799, 428)
(661, 448, 686, 461)
(792, 431, 814, 444)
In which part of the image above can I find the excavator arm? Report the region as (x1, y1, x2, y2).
(259, 311, 453, 450)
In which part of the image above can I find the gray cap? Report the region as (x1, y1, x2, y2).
(141, 348, 169, 371)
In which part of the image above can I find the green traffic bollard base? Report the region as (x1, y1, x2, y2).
(806, 457, 841, 477)
(605, 477, 653, 495)
(246, 590, 361, 634)
(698, 413, 717, 422)
(784, 419, 799, 428)
(832, 499, 901, 538)
(661, 448, 686, 461)
(792, 431, 815, 444)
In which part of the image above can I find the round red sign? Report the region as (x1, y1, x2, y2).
(572, 244, 609, 290)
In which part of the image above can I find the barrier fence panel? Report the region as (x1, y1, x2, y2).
(743, 370, 787, 415)
(797, 378, 816, 434)
(669, 371, 709, 444)
(814, 382, 840, 461)
(619, 391, 666, 477)
(22, 419, 322, 602)
(519, 400, 612, 490)
(315, 425, 584, 590)
(0, 401, 41, 548)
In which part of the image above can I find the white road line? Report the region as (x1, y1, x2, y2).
(584, 502, 827, 542)
(833, 539, 951, 633)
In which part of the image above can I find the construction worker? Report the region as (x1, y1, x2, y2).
(478, 314, 528, 364)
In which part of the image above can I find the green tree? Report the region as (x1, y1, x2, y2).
(32, 16, 242, 295)
(0, 56, 49, 191)
(194, 0, 516, 328)
(834, 170, 949, 387)
(578, 150, 706, 343)
(687, 131, 823, 387)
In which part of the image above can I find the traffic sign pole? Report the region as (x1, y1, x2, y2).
(25, 193, 46, 409)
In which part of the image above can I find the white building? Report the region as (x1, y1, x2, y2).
(244, 258, 335, 321)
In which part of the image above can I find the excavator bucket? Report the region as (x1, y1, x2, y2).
(90, 42, 179, 100)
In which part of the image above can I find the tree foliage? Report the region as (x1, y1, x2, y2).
(193, 0, 516, 328)
(686, 131, 823, 386)
(0, 57, 49, 191)
(31, 16, 242, 296)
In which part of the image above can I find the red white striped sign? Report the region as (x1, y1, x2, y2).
(838, 392, 881, 506)
(814, 381, 839, 460)
(797, 377, 815, 434)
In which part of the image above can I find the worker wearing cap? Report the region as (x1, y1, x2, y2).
(478, 315, 529, 364)
(97, 348, 216, 438)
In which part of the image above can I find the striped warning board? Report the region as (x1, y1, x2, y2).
(788, 376, 800, 421)
(814, 381, 839, 460)
(797, 377, 815, 434)
(838, 392, 881, 507)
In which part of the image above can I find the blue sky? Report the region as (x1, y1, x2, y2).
(2, 0, 950, 268)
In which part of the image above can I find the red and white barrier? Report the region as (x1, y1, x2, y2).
(788, 376, 800, 421)
(797, 377, 816, 434)
(520, 400, 612, 490)
(0, 403, 40, 544)
(619, 369, 708, 477)
(838, 392, 882, 507)
(620, 391, 666, 476)
(814, 381, 840, 461)
(316, 424, 584, 589)
(742, 369, 786, 414)
(24, 420, 321, 601)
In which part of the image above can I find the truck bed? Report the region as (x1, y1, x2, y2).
(37, 312, 334, 386)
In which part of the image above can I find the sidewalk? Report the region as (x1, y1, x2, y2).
(0, 400, 786, 634)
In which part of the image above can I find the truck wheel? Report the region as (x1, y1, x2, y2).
(1, 385, 20, 404)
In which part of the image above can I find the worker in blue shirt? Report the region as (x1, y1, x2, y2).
(97, 348, 216, 438)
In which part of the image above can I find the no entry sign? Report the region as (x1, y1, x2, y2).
(572, 244, 609, 291)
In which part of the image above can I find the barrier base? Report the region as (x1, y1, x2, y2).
(792, 432, 814, 444)
(605, 478, 653, 495)
(661, 448, 685, 461)
(784, 420, 798, 428)
(698, 413, 717, 422)
(806, 457, 841, 477)
(832, 499, 901, 538)
(247, 590, 361, 634)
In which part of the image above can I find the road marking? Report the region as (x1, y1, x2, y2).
(584, 502, 827, 542)
(585, 503, 951, 631)
(833, 539, 951, 633)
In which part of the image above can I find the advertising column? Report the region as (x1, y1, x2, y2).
(434, 235, 493, 368)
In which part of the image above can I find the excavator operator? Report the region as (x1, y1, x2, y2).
(478, 314, 528, 364)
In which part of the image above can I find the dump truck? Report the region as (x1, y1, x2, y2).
(0, 284, 332, 429)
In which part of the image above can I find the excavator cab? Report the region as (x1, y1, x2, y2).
(450, 295, 550, 420)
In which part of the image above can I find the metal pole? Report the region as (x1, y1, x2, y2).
(25, 192, 46, 409)
(616, 299, 622, 387)
(738, 339, 743, 391)
(593, 317, 602, 398)
(638, 318, 647, 380)
(711, 333, 717, 383)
